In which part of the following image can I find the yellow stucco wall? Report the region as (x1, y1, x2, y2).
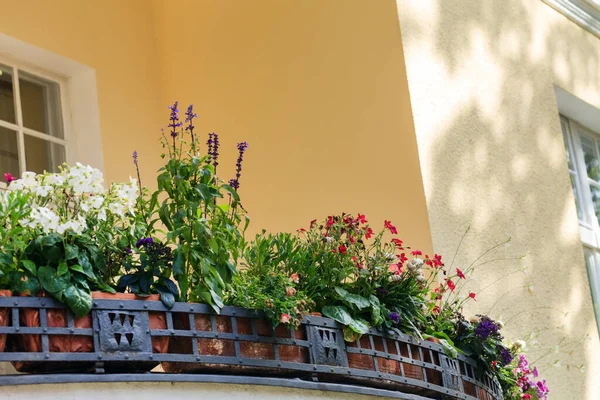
(396, 0, 600, 398)
(149, 0, 431, 247)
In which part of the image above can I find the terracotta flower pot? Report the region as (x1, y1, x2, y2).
(0, 289, 11, 352)
(91, 292, 169, 354)
(347, 335, 375, 370)
(423, 337, 443, 386)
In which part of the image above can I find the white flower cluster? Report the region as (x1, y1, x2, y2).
(8, 163, 138, 235)
(406, 258, 426, 283)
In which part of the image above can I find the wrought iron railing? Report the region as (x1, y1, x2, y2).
(0, 296, 503, 400)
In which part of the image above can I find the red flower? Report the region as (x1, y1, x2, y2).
(399, 253, 408, 264)
(384, 220, 398, 234)
(491, 360, 498, 371)
(522, 394, 532, 400)
(432, 306, 440, 315)
(469, 292, 476, 301)
(298, 228, 306, 233)
(348, 235, 355, 244)
(338, 245, 347, 255)
(326, 216, 334, 229)
(364, 227, 373, 239)
(310, 219, 317, 228)
(446, 279, 455, 292)
(357, 213, 367, 224)
(411, 250, 422, 256)
(456, 268, 465, 279)
(3, 172, 15, 183)
(391, 238, 403, 249)
(432, 254, 443, 267)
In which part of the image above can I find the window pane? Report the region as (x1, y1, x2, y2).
(583, 249, 600, 337)
(589, 184, 600, 225)
(0, 126, 19, 181)
(24, 135, 65, 174)
(580, 134, 600, 181)
(0, 65, 16, 125)
(561, 118, 574, 170)
(571, 173, 584, 220)
(19, 71, 63, 138)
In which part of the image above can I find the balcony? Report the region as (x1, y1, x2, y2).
(0, 296, 502, 400)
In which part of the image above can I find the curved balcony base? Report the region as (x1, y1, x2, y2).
(0, 373, 437, 400)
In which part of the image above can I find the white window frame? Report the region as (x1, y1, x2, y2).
(543, 0, 600, 38)
(561, 113, 600, 335)
(0, 54, 72, 187)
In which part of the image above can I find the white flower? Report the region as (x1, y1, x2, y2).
(35, 185, 52, 197)
(98, 208, 107, 222)
(45, 174, 65, 186)
(21, 172, 37, 188)
(108, 202, 125, 217)
(512, 340, 526, 352)
(406, 258, 424, 272)
(89, 196, 105, 209)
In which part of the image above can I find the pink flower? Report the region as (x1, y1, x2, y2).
(280, 314, 291, 324)
(446, 279, 455, 292)
(290, 273, 300, 283)
(364, 227, 373, 239)
(532, 366, 538, 378)
(522, 395, 532, 400)
(384, 220, 398, 234)
(391, 238, 403, 249)
(389, 264, 399, 274)
(469, 292, 476, 301)
(3, 172, 15, 183)
(357, 214, 367, 224)
(456, 268, 465, 279)
(286, 287, 297, 297)
(411, 250, 422, 256)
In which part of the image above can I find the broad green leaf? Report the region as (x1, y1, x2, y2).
(343, 326, 361, 342)
(159, 291, 175, 309)
(322, 305, 353, 325)
(64, 284, 92, 317)
(369, 295, 380, 307)
(163, 278, 180, 297)
(173, 248, 185, 276)
(221, 184, 240, 202)
(77, 253, 96, 280)
(335, 287, 370, 309)
(57, 261, 68, 276)
(371, 305, 383, 326)
(348, 318, 370, 335)
(209, 289, 224, 309)
(21, 260, 36, 276)
(38, 266, 69, 293)
(159, 203, 174, 231)
(65, 244, 79, 260)
(439, 338, 458, 359)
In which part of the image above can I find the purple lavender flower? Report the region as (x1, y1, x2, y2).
(132, 150, 138, 166)
(136, 237, 154, 248)
(499, 346, 513, 365)
(228, 141, 248, 190)
(474, 317, 499, 340)
(207, 133, 220, 170)
(168, 101, 182, 138)
(388, 312, 399, 324)
(185, 104, 198, 142)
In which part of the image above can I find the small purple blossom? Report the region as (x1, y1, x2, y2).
(474, 317, 499, 340)
(136, 237, 154, 248)
(499, 346, 513, 365)
(228, 141, 248, 190)
(168, 101, 182, 138)
(124, 247, 132, 255)
(388, 312, 399, 324)
(536, 380, 549, 398)
(207, 133, 220, 170)
(185, 104, 198, 143)
(132, 150, 138, 166)
(532, 366, 538, 378)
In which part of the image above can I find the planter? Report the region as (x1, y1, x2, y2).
(0, 290, 11, 352)
(12, 292, 168, 373)
(423, 337, 443, 386)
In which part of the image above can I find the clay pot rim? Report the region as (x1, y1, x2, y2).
(91, 291, 161, 301)
(0, 289, 12, 296)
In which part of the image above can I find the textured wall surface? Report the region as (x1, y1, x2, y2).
(3, 382, 394, 400)
(396, 0, 600, 398)
(150, 0, 432, 247)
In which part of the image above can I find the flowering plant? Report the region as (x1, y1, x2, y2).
(153, 103, 249, 312)
(226, 232, 314, 327)
(0, 164, 139, 315)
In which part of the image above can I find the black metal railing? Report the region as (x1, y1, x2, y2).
(0, 296, 503, 400)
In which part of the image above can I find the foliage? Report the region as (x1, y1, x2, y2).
(117, 237, 179, 308)
(226, 232, 314, 327)
(153, 103, 249, 312)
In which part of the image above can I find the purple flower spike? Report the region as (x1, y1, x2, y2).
(168, 101, 182, 138)
(132, 150, 138, 166)
(228, 141, 248, 190)
(388, 312, 400, 324)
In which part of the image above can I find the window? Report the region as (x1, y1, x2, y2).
(0, 58, 69, 187)
(561, 114, 600, 335)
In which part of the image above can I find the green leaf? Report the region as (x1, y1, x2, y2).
(335, 287, 370, 309)
(65, 244, 79, 260)
(63, 285, 92, 317)
(439, 339, 459, 358)
(38, 266, 69, 293)
(159, 291, 175, 309)
(209, 289, 224, 309)
(163, 279, 180, 297)
(369, 295, 380, 307)
(343, 327, 361, 342)
(221, 184, 240, 202)
(57, 261, 68, 276)
(173, 248, 185, 276)
(322, 305, 353, 325)
(77, 253, 96, 280)
(371, 305, 383, 326)
(348, 318, 370, 335)
(159, 203, 174, 231)
(21, 260, 36, 276)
